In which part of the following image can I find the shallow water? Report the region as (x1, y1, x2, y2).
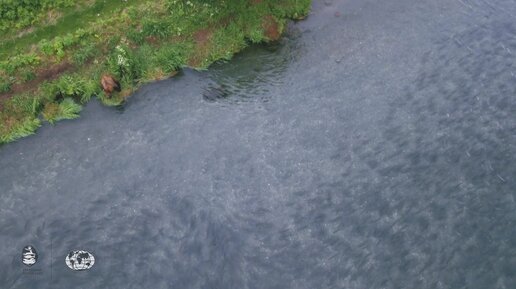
(1, 0, 516, 288)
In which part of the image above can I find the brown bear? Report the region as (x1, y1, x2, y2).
(101, 75, 121, 96)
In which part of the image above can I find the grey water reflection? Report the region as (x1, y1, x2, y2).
(1, 0, 516, 289)
(203, 36, 302, 104)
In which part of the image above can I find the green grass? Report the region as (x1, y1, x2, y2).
(0, 93, 42, 144)
(42, 97, 82, 124)
(0, 117, 41, 144)
(0, 0, 74, 34)
(0, 0, 142, 58)
(0, 0, 312, 144)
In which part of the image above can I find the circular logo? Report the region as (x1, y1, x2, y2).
(22, 245, 38, 266)
(65, 250, 95, 271)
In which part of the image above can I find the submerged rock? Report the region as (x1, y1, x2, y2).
(202, 84, 230, 101)
(65, 250, 95, 271)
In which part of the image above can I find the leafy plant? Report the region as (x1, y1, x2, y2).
(42, 98, 81, 124)
(0, 78, 12, 93)
(155, 44, 187, 73)
(72, 43, 97, 65)
(0, 117, 41, 144)
(142, 19, 172, 38)
(41, 74, 99, 104)
(126, 28, 145, 45)
(0, 0, 74, 32)
(21, 70, 36, 82)
(6, 93, 41, 115)
(41, 102, 59, 123)
(107, 45, 147, 83)
(0, 53, 41, 75)
(38, 33, 83, 58)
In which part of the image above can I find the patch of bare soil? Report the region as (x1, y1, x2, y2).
(0, 62, 74, 100)
(262, 15, 281, 41)
(188, 28, 215, 67)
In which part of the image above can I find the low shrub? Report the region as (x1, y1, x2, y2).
(0, 78, 12, 93)
(0, 93, 42, 144)
(210, 22, 247, 62)
(0, 53, 41, 75)
(107, 45, 146, 84)
(41, 74, 99, 104)
(5, 93, 41, 115)
(126, 28, 145, 45)
(42, 98, 81, 124)
(72, 43, 97, 65)
(21, 70, 36, 82)
(0, 116, 41, 144)
(271, 0, 312, 19)
(155, 44, 188, 73)
(41, 102, 59, 122)
(0, 0, 75, 32)
(38, 30, 91, 59)
(142, 20, 171, 39)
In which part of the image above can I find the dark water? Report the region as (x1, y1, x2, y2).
(2, 0, 516, 288)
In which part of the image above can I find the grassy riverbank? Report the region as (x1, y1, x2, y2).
(0, 0, 311, 144)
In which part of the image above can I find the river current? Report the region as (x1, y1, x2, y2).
(1, 0, 516, 288)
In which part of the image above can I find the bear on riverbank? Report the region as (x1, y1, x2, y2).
(101, 75, 121, 96)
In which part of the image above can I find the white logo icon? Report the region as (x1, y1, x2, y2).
(65, 250, 95, 271)
(22, 246, 38, 266)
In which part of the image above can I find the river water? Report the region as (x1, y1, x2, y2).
(1, 0, 516, 288)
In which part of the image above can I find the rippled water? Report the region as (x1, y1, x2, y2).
(1, 0, 516, 288)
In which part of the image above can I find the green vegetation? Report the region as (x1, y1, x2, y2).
(0, 0, 74, 32)
(42, 97, 82, 124)
(0, 0, 311, 144)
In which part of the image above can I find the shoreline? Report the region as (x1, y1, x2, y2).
(0, 0, 311, 144)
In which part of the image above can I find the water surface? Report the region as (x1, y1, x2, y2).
(1, 0, 516, 288)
